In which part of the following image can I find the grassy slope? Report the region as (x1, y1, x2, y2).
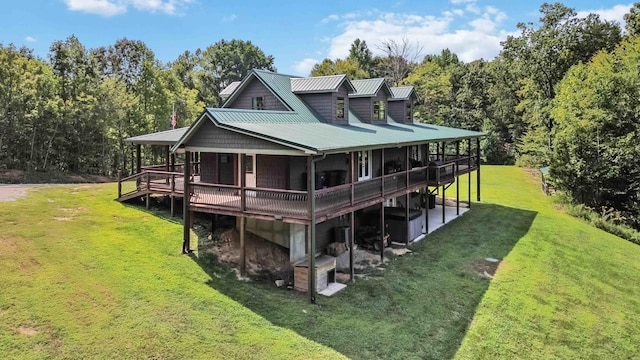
(455, 167, 640, 359)
(2, 166, 639, 359)
(0, 185, 344, 360)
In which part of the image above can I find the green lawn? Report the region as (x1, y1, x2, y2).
(1, 166, 639, 359)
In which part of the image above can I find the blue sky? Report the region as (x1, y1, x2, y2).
(1, 0, 633, 76)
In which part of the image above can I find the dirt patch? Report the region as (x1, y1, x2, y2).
(0, 186, 28, 202)
(469, 258, 501, 279)
(197, 223, 292, 282)
(16, 326, 39, 336)
(53, 217, 73, 221)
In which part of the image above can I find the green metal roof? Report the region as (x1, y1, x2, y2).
(219, 81, 241, 98)
(390, 86, 416, 101)
(350, 78, 392, 98)
(291, 74, 355, 93)
(125, 127, 189, 145)
(171, 69, 485, 155)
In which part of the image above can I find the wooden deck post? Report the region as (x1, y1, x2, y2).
(442, 185, 446, 224)
(456, 141, 460, 215)
(170, 153, 176, 172)
(476, 138, 481, 202)
(239, 216, 246, 277)
(145, 173, 150, 210)
(468, 138, 472, 208)
(350, 211, 355, 282)
(307, 156, 317, 303)
(349, 152, 355, 282)
(170, 174, 175, 217)
(405, 146, 410, 245)
(425, 189, 429, 234)
(182, 151, 191, 254)
(136, 144, 142, 174)
(117, 170, 122, 199)
(380, 203, 385, 261)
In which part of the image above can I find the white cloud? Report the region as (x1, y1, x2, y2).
(25, 36, 37, 43)
(63, 0, 193, 17)
(323, 7, 512, 63)
(450, 0, 475, 4)
(577, 4, 633, 25)
(223, 14, 237, 22)
(293, 58, 319, 76)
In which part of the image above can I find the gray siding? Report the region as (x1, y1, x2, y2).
(388, 100, 412, 123)
(200, 152, 217, 183)
(299, 93, 332, 122)
(350, 97, 371, 123)
(227, 77, 288, 110)
(188, 119, 293, 152)
(256, 155, 288, 189)
(289, 156, 307, 191)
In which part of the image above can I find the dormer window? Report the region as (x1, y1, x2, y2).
(406, 102, 412, 121)
(252, 96, 264, 110)
(373, 100, 386, 120)
(336, 97, 345, 119)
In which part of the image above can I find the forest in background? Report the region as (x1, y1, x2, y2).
(1, 2, 640, 228)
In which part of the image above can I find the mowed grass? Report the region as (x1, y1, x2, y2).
(455, 167, 640, 359)
(1, 166, 639, 359)
(0, 185, 344, 359)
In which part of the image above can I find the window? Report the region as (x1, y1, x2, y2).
(336, 97, 345, 119)
(357, 150, 372, 181)
(406, 102, 413, 121)
(373, 100, 386, 120)
(252, 96, 264, 110)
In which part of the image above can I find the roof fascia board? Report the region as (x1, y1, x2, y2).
(185, 146, 307, 156)
(318, 135, 486, 154)
(169, 111, 210, 153)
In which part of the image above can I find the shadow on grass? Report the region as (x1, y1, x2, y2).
(185, 203, 537, 360)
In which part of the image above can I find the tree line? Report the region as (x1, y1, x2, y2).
(0, 37, 274, 176)
(2, 2, 640, 229)
(313, 2, 640, 228)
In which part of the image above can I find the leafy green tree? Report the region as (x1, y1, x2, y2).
(348, 38, 373, 74)
(624, 3, 640, 36)
(551, 37, 640, 228)
(310, 58, 368, 79)
(199, 39, 275, 106)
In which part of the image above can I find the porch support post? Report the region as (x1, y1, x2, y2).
(405, 145, 410, 245)
(307, 156, 317, 303)
(476, 138, 481, 202)
(468, 139, 472, 208)
(456, 141, 460, 215)
(239, 216, 246, 277)
(425, 189, 429, 234)
(170, 153, 176, 172)
(350, 211, 355, 282)
(380, 148, 385, 261)
(380, 202, 385, 261)
(442, 185, 446, 224)
(165, 146, 170, 172)
(182, 151, 191, 254)
(145, 172, 150, 210)
(240, 154, 247, 277)
(349, 152, 355, 282)
(136, 144, 142, 174)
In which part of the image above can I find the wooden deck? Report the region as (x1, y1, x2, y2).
(117, 160, 478, 224)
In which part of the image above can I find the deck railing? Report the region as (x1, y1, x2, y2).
(119, 156, 475, 220)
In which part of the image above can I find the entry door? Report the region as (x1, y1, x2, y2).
(244, 154, 256, 188)
(357, 150, 372, 181)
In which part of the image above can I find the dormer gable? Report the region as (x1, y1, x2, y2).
(219, 81, 241, 101)
(291, 74, 356, 124)
(388, 86, 418, 124)
(348, 78, 393, 125)
(222, 70, 291, 111)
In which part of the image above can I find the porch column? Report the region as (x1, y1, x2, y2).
(425, 190, 429, 234)
(136, 144, 142, 174)
(442, 185, 446, 224)
(380, 202, 385, 261)
(456, 141, 460, 215)
(306, 156, 317, 303)
(349, 152, 355, 282)
(240, 154, 247, 277)
(170, 153, 176, 172)
(350, 211, 355, 282)
(405, 145, 410, 245)
(476, 138, 481, 202)
(423, 143, 428, 235)
(182, 151, 191, 254)
(468, 139, 472, 208)
(165, 146, 170, 172)
(380, 149, 385, 262)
